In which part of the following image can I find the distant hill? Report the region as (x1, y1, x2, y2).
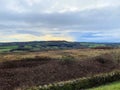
(0, 41, 120, 53)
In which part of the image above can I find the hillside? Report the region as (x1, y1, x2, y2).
(0, 41, 120, 53)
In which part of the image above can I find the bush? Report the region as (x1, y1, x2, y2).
(92, 54, 114, 64)
(60, 55, 75, 64)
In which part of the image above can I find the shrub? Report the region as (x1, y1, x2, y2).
(60, 55, 75, 64)
(93, 54, 113, 64)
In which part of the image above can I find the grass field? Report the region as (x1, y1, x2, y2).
(90, 81, 120, 90)
(0, 45, 18, 53)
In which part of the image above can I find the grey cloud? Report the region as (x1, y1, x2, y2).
(0, 6, 120, 31)
(0, 0, 120, 42)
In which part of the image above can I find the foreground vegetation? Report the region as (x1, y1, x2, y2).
(90, 81, 120, 90)
(27, 71, 120, 90)
(0, 48, 120, 90)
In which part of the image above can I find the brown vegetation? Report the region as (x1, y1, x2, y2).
(0, 49, 117, 62)
(0, 51, 120, 90)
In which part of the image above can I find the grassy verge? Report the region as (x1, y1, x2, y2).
(89, 81, 120, 90)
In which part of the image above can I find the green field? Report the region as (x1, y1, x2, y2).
(90, 81, 120, 90)
(0, 45, 18, 52)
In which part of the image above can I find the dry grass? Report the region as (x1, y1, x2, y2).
(0, 49, 119, 62)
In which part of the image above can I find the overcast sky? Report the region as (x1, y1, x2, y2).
(0, 0, 120, 42)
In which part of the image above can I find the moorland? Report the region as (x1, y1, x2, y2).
(0, 41, 120, 90)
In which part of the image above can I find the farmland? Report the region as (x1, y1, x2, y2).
(0, 41, 119, 53)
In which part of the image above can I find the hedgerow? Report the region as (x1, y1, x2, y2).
(26, 70, 120, 90)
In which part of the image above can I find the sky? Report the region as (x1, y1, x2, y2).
(0, 0, 120, 42)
